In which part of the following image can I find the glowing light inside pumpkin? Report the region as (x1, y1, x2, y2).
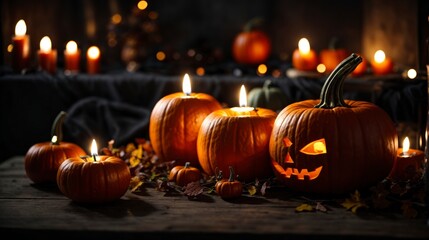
(300, 138, 327, 155)
(298, 38, 310, 55)
(40, 36, 52, 52)
(15, 19, 27, 36)
(91, 139, 99, 161)
(182, 73, 192, 95)
(374, 50, 386, 64)
(317, 64, 326, 73)
(51, 135, 58, 144)
(239, 85, 247, 107)
(66, 41, 78, 54)
(402, 137, 410, 155)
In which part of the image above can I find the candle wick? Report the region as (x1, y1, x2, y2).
(92, 153, 98, 162)
(185, 92, 190, 96)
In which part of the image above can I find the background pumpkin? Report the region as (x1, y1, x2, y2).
(319, 38, 349, 73)
(269, 53, 397, 195)
(197, 107, 276, 182)
(168, 162, 201, 186)
(149, 92, 222, 167)
(57, 155, 131, 203)
(247, 80, 290, 112)
(25, 111, 86, 184)
(232, 18, 271, 65)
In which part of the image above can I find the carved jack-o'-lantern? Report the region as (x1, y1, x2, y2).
(269, 53, 397, 195)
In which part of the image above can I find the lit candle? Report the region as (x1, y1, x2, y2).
(197, 84, 277, 182)
(292, 38, 318, 71)
(64, 40, 80, 74)
(149, 74, 222, 167)
(11, 19, 30, 72)
(371, 50, 393, 75)
(388, 136, 424, 181)
(38, 36, 57, 74)
(86, 46, 100, 74)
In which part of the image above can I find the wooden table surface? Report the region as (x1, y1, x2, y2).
(1, 156, 429, 240)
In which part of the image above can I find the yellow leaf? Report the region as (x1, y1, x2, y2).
(341, 190, 368, 213)
(295, 203, 314, 212)
(126, 143, 136, 153)
(247, 185, 257, 196)
(129, 176, 143, 192)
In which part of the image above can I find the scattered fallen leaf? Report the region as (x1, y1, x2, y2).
(341, 190, 368, 213)
(183, 181, 204, 197)
(295, 203, 314, 212)
(247, 185, 257, 196)
(315, 202, 328, 213)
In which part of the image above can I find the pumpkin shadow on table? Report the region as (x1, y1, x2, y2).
(30, 182, 63, 196)
(68, 196, 157, 218)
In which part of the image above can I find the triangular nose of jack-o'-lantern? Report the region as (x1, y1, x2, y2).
(269, 53, 397, 195)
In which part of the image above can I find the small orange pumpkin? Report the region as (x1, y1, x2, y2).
(25, 111, 86, 184)
(57, 155, 131, 203)
(215, 166, 243, 199)
(319, 38, 349, 73)
(149, 90, 222, 167)
(168, 162, 201, 186)
(232, 18, 271, 65)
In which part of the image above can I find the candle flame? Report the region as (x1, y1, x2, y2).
(298, 38, 310, 54)
(87, 46, 100, 59)
(15, 19, 27, 36)
(239, 85, 247, 107)
(91, 139, 99, 161)
(402, 137, 410, 153)
(40, 36, 52, 52)
(66, 41, 78, 53)
(51, 135, 58, 144)
(374, 50, 386, 63)
(182, 73, 192, 95)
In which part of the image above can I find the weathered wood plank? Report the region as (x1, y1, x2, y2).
(1, 156, 429, 239)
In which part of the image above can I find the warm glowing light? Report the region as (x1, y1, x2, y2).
(257, 64, 268, 75)
(40, 36, 52, 52)
(148, 11, 159, 20)
(137, 0, 148, 10)
(402, 137, 410, 154)
(51, 135, 58, 144)
(182, 73, 192, 95)
(91, 139, 99, 161)
(66, 41, 78, 53)
(298, 38, 310, 54)
(374, 50, 386, 63)
(317, 64, 326, 73)
(156, 51, 166, 61)
(196, 67, 205, 76)
(407, 69, 417, 79)
(7, 44, 13, 53)
(87, 46, 100, 59)
(111, 14, 122, 24)
(239, 85, 247, 107)
(300, 139, 327, 155)
(15, 19, 27, 36)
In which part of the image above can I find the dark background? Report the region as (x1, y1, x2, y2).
(1, 0, 428, 73)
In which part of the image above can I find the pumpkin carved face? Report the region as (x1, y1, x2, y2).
(280, 137, 326, 180)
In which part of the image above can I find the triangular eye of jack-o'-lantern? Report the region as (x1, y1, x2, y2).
(269, 53, 398, 195)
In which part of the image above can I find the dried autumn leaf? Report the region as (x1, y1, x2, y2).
(260, 181, 269, 196)
(129, 176, 144, 192)
(183, 181, 204, 197)
(341, 190, 368, 213)
(315, 202, 328, 213)
(247, 185, 257, 196)
(295, 203, 314, 212)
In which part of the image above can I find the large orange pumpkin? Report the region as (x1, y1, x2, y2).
(197, 107, 276, 182)
(25, 111, 86, 184)
(57, 155, 131, 203)
(269, 53, 397, 195)
(232, 18, 271, 65)
(149, 92, 222, 167)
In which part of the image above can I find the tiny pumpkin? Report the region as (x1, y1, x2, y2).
(247, 80, 290, 112)
(25, 111, 86, 184)
(319, 38, 349, 73)
(232, 18, 271, 65)
(57, 155, 131, 203)
(269, 53, 397, 195)
(168, 162, 201, 186)
(215, 166, 243, 199)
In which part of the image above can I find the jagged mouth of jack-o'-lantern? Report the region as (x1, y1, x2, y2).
(281, 137, 327, 180)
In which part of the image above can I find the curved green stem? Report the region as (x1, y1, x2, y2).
(243, 17, 264, 32)
(51, 111, 67, 145)
(315, 53, 362, 109)
(228, 166, 236, 182)
(184, 162, 190, 168)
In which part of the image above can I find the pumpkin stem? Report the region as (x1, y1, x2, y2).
(243, 17, 264, 32)
(51, 111, 67, 145)
(228, 166, 236, 182)
(315, 53, 362, 109)
(184, 162, 190, 168)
